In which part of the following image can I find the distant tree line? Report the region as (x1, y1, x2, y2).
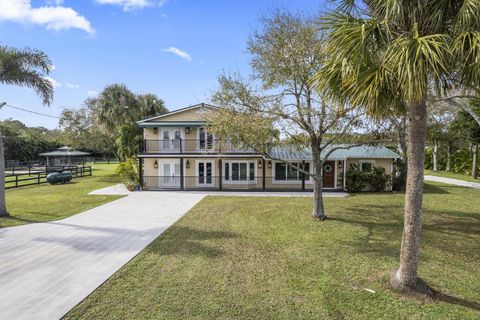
(1, 119, 62, 163)
(425, 102, 480, 178)
(2, 83, 168, 163)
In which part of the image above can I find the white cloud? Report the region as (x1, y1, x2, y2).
(44, 76, 62, 88)
(94, 0, 168, 11)
(65, 83, 79, 89)
(164, 47, 192, 62)
(0, 0, 94, 34)
(87, 90, 98, 97)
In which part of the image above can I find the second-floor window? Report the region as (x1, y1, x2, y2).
(199, 127, 213, 149)
(162, 129, 181, 151)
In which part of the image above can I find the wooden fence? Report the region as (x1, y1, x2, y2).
(91, 158, 119, 164)
(5, 165, 92, 189)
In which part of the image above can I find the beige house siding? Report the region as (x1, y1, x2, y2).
(144, 106, 216, 122)
(144, 158, 158, 176)
(346, 158, 393, 175)
(144, 128, 157, 140)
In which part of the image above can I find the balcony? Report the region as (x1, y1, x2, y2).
(141, 139, 255, 154)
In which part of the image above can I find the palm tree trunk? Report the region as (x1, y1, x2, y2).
(446, 145, 451, 172)
(472, 144, 478, 179)
(0, 131, 8, 217)
(390, 101, 427, 291)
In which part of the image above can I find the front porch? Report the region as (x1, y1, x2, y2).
(139, 157, 346, 192)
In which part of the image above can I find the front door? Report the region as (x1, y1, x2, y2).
(323, 161, 335, 188)
(159, 160, 181, 188)
(197, 161, 214, 186)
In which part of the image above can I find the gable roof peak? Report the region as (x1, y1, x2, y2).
(137, 102, 219, 123)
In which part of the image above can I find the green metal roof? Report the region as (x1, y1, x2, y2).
(270, 145, 400, 161)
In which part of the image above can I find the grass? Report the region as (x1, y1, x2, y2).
(1, 164, 123, 228)
(425, 169, 479, 183)
(66, 182, 480, 320)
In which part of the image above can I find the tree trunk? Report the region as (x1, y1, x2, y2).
(446, 145, 451, 172)
(472, 144, 478, 179)
(311, 145, 326, 220)
(0, 131, 8, 217)
(312, 177, 326, 220)
(432, 141, 439, 172)
(390, 101, 427, 291)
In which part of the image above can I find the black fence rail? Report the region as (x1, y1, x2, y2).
(142, 139, 255, 154)
(91, 158, 119, 164)
(5, 165, 92, 189)
(143, 176, 317, 192)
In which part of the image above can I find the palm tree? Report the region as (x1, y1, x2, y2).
(313, 0, 480, 292)
(94, 84, 139, 132)
(0, 46, 54, 216)
(137, 93, 168, 119)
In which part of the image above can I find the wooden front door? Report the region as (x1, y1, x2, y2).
(323, 161, 335, 188)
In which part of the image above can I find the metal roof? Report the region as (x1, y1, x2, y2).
(270, 145, 400, 161)
(39, 147, 90, 157)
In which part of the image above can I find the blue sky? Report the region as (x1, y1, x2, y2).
(0, 0, 325, 129)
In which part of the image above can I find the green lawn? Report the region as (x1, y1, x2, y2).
(66, 182, 480, 320)
(1, 164, 123, 228)
(425, 169, 479, 183)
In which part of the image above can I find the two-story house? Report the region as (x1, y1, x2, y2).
(137, 103, 400, 191)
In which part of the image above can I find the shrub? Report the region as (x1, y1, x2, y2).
(345, 165, 367, 192)
(368, 166, 391, 192)
(391, 159, 406, 191)
(345, 164, 391, 192)
(115, 158, 139, 185)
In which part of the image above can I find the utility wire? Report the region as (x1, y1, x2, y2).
(1, 103, 60, 119)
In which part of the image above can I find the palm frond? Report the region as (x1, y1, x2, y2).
(0, 46, 54, 105)
(453, 31, 480, 87)
(454, 0, 480, 31)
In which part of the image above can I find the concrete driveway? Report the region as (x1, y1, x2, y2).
(0, 191, 206, 320)
(425, 175, 480, 189)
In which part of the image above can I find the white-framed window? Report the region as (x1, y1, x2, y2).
(274, 162, 310, 181)
(198, 127, 214, 150)
(196, 160, 215, 186)
(359, 160, 373, 172)
(224, 161, 256, 183)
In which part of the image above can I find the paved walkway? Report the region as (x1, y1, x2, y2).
(425, 175, 480, 189)
(0, 192, 206, 320)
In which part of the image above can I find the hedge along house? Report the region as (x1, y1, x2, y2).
(137, 103, 400, 192)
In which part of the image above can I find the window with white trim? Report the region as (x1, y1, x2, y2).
(274, 162, 310, 181)
(224, 161, 255, 181)
(359, 160, 373, 172)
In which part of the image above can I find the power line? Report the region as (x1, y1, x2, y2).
(1, 103, 60, 119)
